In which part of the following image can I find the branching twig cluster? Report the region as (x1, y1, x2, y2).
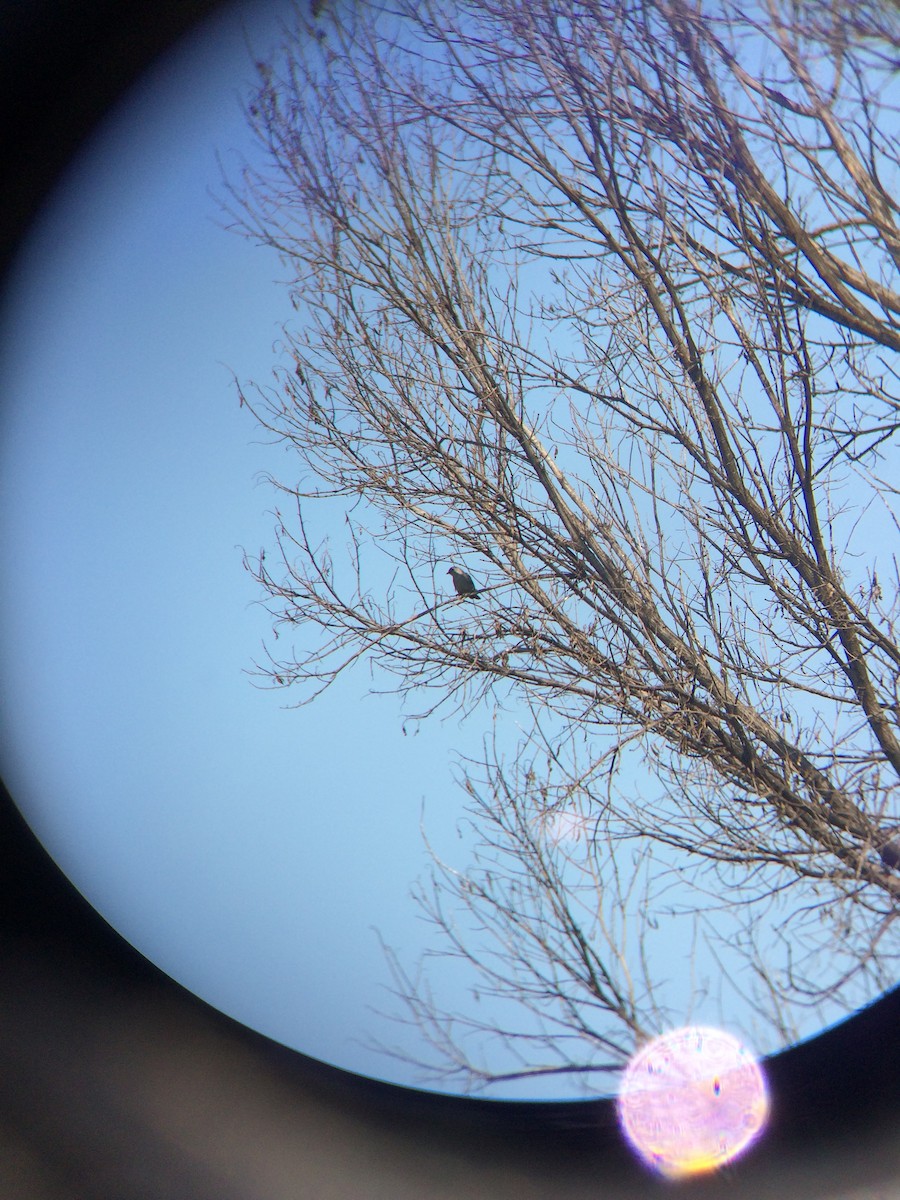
(228, 0, 900, 1091)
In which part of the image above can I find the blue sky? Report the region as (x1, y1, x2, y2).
(0, 0, 500, 1095)
(1, 0, 887, 1102)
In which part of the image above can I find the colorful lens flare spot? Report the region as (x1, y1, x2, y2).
(616, 1026, 769, 1178)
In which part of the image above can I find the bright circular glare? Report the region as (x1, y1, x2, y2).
(617, 1025, 769, 1178)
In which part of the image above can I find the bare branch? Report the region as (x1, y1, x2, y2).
(229, 0, 900, 1091)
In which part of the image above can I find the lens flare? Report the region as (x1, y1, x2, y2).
(617, 1026, 769, 1178)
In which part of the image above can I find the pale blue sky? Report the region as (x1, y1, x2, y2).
(0, 0, 497, 1095)
(0, 0, 885, 1102)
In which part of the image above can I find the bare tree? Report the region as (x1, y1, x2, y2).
(229, 0, 900, 1092)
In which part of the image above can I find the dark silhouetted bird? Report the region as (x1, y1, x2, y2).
(879, 833, 900, 870)
(447, 565, 481, 598)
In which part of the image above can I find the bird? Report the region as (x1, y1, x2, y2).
(447, 565, 481, 598)
(879, 832, 900, 871)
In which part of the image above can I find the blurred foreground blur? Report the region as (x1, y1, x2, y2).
(1, 916, 900, 1199)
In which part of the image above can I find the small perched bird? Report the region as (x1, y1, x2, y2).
(879, 833, 900, 871)
(447, 565, 481, 598)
